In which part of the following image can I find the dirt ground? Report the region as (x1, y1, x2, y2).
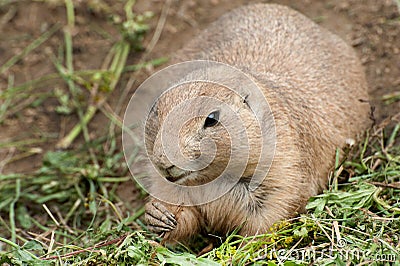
(0, 0, 399, 203)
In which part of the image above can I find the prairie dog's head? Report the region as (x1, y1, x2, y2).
(145, 81, 262, 186)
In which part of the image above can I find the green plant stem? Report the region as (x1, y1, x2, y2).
(0, 138, 48, 149)
(61, 0, 93, 151)
(124, 57, 168, 72)
(56, 105, 97, 149)
(131, 206, 145, 221)
(0, 74, 14, 123)
(109, 41, 130, 90)
(65, 0, 75, 73)
(65, 199, 82, 225)
(387, 123, 400, 147)
(0, 236, 19, 249)
(56, 41, 130, 149)
(9, 179, 21, 243)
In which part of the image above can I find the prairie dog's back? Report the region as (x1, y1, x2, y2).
(175, 4, 362, 87)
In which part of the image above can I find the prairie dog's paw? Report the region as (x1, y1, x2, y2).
(145, 201, 177, 234)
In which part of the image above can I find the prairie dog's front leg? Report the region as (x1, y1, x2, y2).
(201, 179, 301, 238)
(145, 200, 202, 244)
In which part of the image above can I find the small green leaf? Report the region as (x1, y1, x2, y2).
(293, 227, 308, 238)
(22, 240, 43, 251)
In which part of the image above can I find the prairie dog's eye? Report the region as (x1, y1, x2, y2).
(204, 110, 220, 128)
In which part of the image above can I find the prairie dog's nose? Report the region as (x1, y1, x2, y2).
(165, 165, 188, 182)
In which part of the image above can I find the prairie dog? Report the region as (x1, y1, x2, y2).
(144, 3, 370, 243)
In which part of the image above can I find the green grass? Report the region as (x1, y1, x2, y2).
(1, 121, 399, 265)
(0, 1, 400, 265)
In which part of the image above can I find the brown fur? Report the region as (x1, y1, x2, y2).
(144, 3, 370, 243)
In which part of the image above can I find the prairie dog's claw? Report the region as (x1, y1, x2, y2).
(145, 201, 177, 234)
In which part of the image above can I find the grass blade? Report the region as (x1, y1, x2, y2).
(0, 24, 60, 74)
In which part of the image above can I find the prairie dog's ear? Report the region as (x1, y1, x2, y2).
(243, 94, 250, 108)
(236, 93, 252, 114)
(149, 101, 158, 119)
(232, 92, 250, 108)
